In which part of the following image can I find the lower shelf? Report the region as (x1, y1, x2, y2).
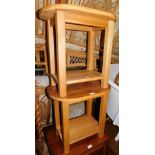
(69, 116, 99, 144)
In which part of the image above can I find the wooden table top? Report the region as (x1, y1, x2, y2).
(39, 4, 116, 21)
(46, 81, 110, 103)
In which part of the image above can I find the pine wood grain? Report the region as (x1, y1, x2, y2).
(46, 81, 110, 103)
(55, 11, 67, 97)
(69, 116, 99, 144)
(47, 20, 56, 86)
(87, 28, 95, 70)
(101, 20, 115, 88)
(39, 4, 116, 21)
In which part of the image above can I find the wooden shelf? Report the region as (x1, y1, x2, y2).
(67, 70, 103, 84)
(47, 81, 110, 103)
(69, 116, 99, 144)
(51, 70, 103, 85)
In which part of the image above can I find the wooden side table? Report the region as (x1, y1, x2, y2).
(39, 4, 115, 154)
(46, 81, 110, 153)
(39, 4, 115, 97)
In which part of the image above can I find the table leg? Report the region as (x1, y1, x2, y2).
(98, 93, 108, 137)
(61, 101, 70, 154)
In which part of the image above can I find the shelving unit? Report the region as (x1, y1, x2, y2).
(39, 4, 115, 154)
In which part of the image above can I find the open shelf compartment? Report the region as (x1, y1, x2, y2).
(51, 70, 103, 85)
(69, 115, 99, 144)
(55, 115, 100, 145)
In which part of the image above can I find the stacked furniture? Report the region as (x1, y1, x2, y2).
(39, 4, 115, 154)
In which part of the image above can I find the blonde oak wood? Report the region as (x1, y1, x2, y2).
(67, 70, 103, 84)
(61, 101, 70, 154)
(39, 4, 115, 154)
(39, 4, 116, 21)
(69, 115, 99, 144)
(47, 81, 110, 103)
(65, 12, 108, 28)
(101, 20, 115, 88)
(47, 20, 56, 86)
(55, 11, 67, 97)
(86, 99, 93, 117)
(65, 38, 102, 53)
(53, 100, 60, 132)
(87, 28, 95, 70)
(39, 4, 116, 92)
(98, 92, 109, 137)
(50, 81, 110, 154)
(51, 70, 103, 86)
(66, 23, 92, 32)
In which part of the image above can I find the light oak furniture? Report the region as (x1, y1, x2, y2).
(39, 4, 115, 154)
(46, 81, 110, 154)
(39, 4, 115, 97)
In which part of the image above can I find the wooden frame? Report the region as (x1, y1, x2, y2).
(40, 5, 115, 97)
(47, 81, 110, 153)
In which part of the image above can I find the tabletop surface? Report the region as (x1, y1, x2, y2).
(39, 4, 116, 21)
